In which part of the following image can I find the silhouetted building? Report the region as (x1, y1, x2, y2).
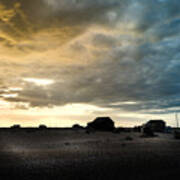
(145, 120, 166, 132)
(87, 117, 115, 132)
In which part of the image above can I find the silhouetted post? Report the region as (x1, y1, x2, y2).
(176, 113, 179, 128)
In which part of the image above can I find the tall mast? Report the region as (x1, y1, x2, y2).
(176, 112, 179, 128)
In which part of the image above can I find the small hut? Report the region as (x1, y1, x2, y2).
(145, 120, 166, 132)
(87, 117, 115, 132)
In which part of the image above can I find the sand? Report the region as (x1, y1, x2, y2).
(0, 129, 180, 180)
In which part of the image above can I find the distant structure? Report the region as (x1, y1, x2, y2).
(145, 120, 166, 132)
(87, 117, 115, 132)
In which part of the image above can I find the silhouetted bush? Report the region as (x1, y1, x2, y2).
(64, 142, 70, 146)
(11, 125, 21, 129)
(39, 125, 47, 130)
(142, 126, 155, 137)
(133, 126, 142, 132)
(174, 130, 180, 139)
(113, 128, 122, 134)
(85, 127, 95, 134)
(72, 124, 84, 130)
(165, 126, 172, 133)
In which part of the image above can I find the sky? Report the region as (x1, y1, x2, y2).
(0, 0, 180, 127)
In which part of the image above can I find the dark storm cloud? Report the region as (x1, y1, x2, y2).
(1, 0, 180, 115)
(4, 36, 180, 112)
(6, 35, 180, 111)
(0, 0, 126, 52)
(149, 18, 180, 40)
(127, 0, 180, 32)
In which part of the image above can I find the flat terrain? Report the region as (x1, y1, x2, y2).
(0, 129, 180, 180)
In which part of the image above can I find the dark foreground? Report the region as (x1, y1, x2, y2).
(0, 129, 180, 180)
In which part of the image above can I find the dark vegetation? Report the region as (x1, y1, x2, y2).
(39, 125, 47, 130)
(72, 124, 84, 130)
(142, 126, 155, 137)
(174, 130, 180, 139)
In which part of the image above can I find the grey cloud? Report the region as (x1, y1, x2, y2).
(127, 0, 180, 33)
(148, 18, 180, 41)
(0, 0, 125, 49)
(9, 34, 180, 112)
(1, 0, 180, 116)
(92, 33, 118, 48)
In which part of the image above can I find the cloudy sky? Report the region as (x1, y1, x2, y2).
(0, 0, 180, 127)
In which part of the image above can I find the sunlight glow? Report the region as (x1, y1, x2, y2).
(1, 93, 18, 98)
(0, 99, 11, 109)
(110, 101, 138, 105)
(8, 87, 23, 91)
(23, 78, 55, 86)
